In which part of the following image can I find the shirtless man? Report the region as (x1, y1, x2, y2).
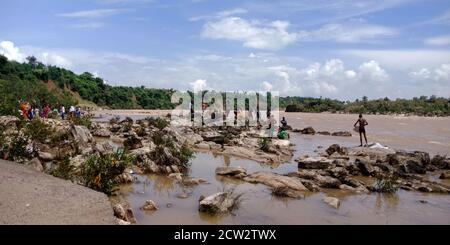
(354, 114, 368, 147)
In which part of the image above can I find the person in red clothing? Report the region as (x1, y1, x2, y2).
(43, 104, 50, 118)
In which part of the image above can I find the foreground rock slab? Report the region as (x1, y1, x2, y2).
(243, 172, 309, 192)
(0, 160, 115, 225)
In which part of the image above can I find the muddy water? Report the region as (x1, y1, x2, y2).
(107, 111, 450, 224)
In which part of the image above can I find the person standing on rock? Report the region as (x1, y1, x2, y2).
(354, 114, 368, 147)
(60, 105, 65, 120)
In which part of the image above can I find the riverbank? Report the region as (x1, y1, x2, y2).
(0, 159, 115, 225)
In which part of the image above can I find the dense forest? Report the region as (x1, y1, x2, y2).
(1, 54, 449, 117)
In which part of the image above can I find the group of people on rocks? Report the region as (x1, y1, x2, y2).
(19, 100, 82, 121)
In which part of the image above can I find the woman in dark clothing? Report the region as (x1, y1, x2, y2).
(354, 114, 368, 147)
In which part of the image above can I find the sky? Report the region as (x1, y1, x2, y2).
(1, 0, 450, 100)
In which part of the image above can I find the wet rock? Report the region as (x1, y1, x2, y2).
(439, 171, 450, 179)
(297, 127, 316, 135)
(244, 172, 309, 191)
(177, 193, 189, 199)
(26, 158, 44, 172)
(140, 200, 159, 211)
(400, 160, 426, 174)
(195, 142, 210, 150)
(110, 124, 121, 133)
(198, 192, 236, 214)
(299, 179, 320, 192)
(70, 125, 93, 147)
(116, 172, 136, 184)
(355, 159, 376, 176)
(293, 170, 342, 188)
(331, 131, 352, 137)
(113, 203, 136, 224)
(124, 135, 143, 150)
(326, 144, 348, 156)
(215, 166, 247, 177)
(323, 197, 340, 209)
(38, 151, 55, 162)
(171, 165, 180, 173)
(431, 155, 450, 169)
(141, 160, 160, 173)
(271, 186, 305, 198)
(183, 178, 208, 186)
(326, 167, 349, 179)
(92, 128, 111, 138)
(296, 156, 333, 169)
(317, 131, 331, 136)
(115, 218, 131, 225)
(387, 151, 430, 168)
(417, 186, 433, 193)
(168, 173, 183, 182)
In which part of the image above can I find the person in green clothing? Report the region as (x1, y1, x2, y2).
(277, 128, 289, 140)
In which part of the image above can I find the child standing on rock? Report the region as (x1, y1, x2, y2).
(354, 114, 368, 147)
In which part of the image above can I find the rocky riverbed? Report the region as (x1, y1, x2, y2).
(1, 114, 450, 224)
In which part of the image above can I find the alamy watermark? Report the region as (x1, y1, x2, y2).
(170, 91, 279, 135)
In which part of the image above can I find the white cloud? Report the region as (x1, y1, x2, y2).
(434, 63, 450, 82)
(190, 79, 208, 92)
(189, 8, 247, 21)
(410, 68, 431, 80)
(0, 41, 25, 62)
(358, 60, 390, 82)
(343, 49, 450, 70)
(201, 16, 397, 50)
(58, 9, 127, 18)
(41, 52, 72, 68)
(261, 81, 273, 91)
(424, 35, 450, 46)
(68, 22, 106, 29)
(201, 17, 300, 50)
(308, 23, 396, 43)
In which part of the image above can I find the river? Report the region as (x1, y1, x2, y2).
(96, 111, 450, 224)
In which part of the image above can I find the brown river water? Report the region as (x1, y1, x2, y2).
(97, 111, 450, 224)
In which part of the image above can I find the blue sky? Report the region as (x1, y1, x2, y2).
(1, 0, 450, 100)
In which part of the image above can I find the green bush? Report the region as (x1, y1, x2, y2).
(372, 174, 399, 193)
(25, 119, 53, 142)
(259, 137, 270, 152)
(51, 157, 76, 180)
(147, 117, 169, 130)
(80, 148, 132, 195)
(71, 116, 92, 129)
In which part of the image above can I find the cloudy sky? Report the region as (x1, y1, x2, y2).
(1, 0, 450, 100)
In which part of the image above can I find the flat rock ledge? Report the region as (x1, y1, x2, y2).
(0, 160, 115, 225)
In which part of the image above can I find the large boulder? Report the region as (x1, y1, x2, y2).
(440, 171, 450, 179)
(243, 172, 309, 191)
(215, 166, 247, 177)
(92, 128, 111, 138)
(296, 156, 333, 169)
(400, 160, 426, 174)
(199, 192, 236, 214)
(326, 144, 348, 156)
(294, 170, 342, 188)
(355, 159, 376, 176)
(387, 151, 430, 168)
(70, 125, 93, 147)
